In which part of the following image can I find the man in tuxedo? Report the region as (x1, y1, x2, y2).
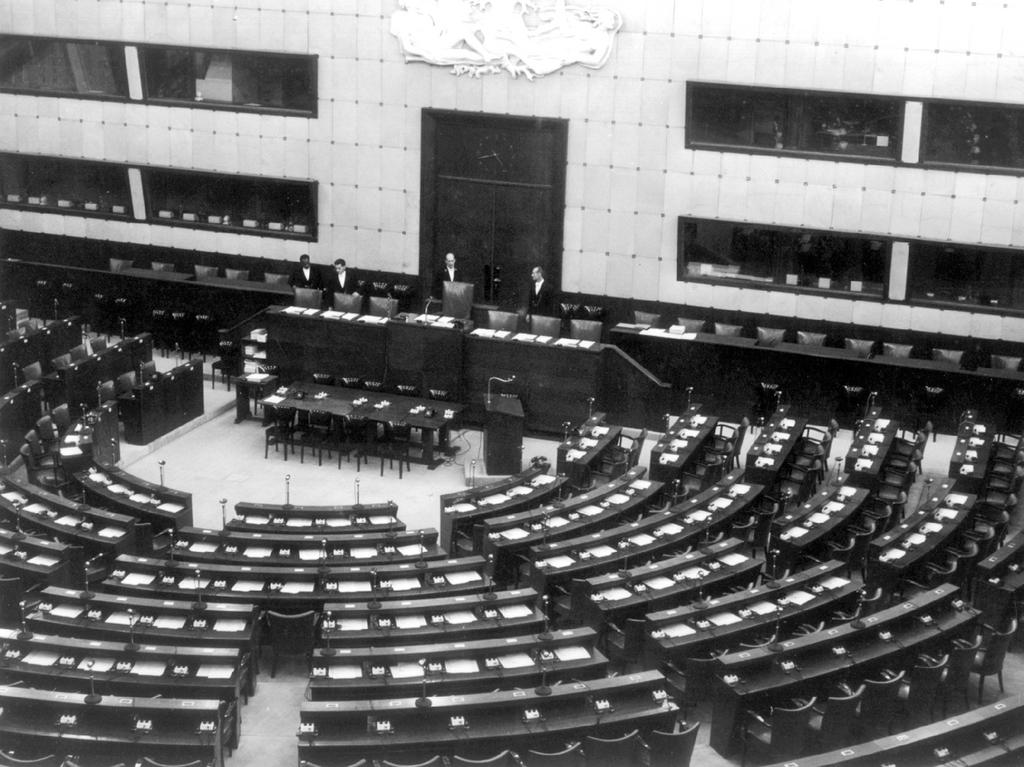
(434, 252, 461, 297)
(528, 265, 556, 316)
(328, 258, 357, 294)
(288, 254, 323, 290)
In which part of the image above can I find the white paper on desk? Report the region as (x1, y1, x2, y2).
(657, 523, 684, 537)
(499, 652, 533, 669)
(585, 545, 616, 559)
(391, 662, 424, 679)
(855, 459, 873, 471)
(644, 576, 675, 590)
(337, 618, 367, 631)
(565, 449, 587, 462)
(28, 555, 59, 567)
(755, 457, 773, 468)
(534, 335, 553, 344)
(546, 516, 569, 528)
(513, 333, 537, 343)
(663, 622, 696, 638)
(51, 604, 83, 619)
(598, 587, 633, 601)
(129, 493, 153, 503)
(79, 657, 113, 672)
(335, 581, 371, 593)
(532, 474, 557, 486)
(181, 577, 210, 589)
(823, 502, 845, 514)
(749, 601, 778, 615)
(395, 615, 426, 629)
(55, 515, 80, 526)
(244, 547, 273, 558)
(921, 522, 944, 534)
(0, 544, 12, 555)
(729, 484, 752, 497)
(106, 611, 132, 625)
(197, 664, 233, 679)
(324, 518, 351, 528)
(339, 312, 359, 321)
(507, 486, 533, 497)
(154, 616, 187, 630)
(836, 486, 856, 499)
(328, 664, 362, 679)
(906, 533, 927, 546)
(282, 582, 314, 594)
(496, 527, 527, 542)
(298, 548, 321, 561)
(781, 526, 809, 540)
(874, 418, 890, 429)
(677, 567, 702, 580)
(446, 570, 482, 585)
(130, 661, 167, 676)
(808, 512, 830, 525)
(397, 544, 426, 557)
(445, 658, 479, 674)
(539, 554, 575, 569)
(819, 576, 850, 590)
(471, 328, 495, 337)
(945, 494, 969, 507)
(60, 446, 83, 457)
(390, 577, 421, 591)
(157, 503, 185, 514)
(241, 516, 268, 525)
(573, 505, 601, 517)
(282, 306, 305, 314)
(444, 610, 475, 624)
(349, 547, 376, 559)
(263, 395, 285, 405)
(22, 650, 60, 666)
(449, 502, 476, 513)
(0, 492, 27, 504)
(709, 612, 742, 626)
(246, 371, 270, 381)
(629, 480, 652, 492)
(719, 552, 748, 566)
(98, 526, 125, 539)
(190, 541, 218, 554)
(880, 548, 906, 561)
(659, 454, 679, 464)
(782, 590, 814, 606)
(231, 580, 264, 592)
(494, 330, 511, 338)
(499, 604, 531, 619)
(629, 533, 656, 547)
(122, 572, 155, 586)
(578, 437, 598, 449)
(606, 493, 631, 505)
(357, 314, 386, 324)
(763, 443, 782, 455)
(578, 340, 596, 349)
(935, 508, 959, 520)
(867, 432, 885, 444)
(685, 510, 711, 523)
(480, 494, 511, 506)
(554, 645, 590, 661)
(107, 484, 129, 494)
(861, 444, 878, 457)
(708, 498, 732, 511)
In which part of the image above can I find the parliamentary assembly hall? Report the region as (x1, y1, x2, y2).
(2, 1, 1024, 765)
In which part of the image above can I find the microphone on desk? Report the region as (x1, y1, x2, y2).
(17, 599, 32, 640)
(864, 391, 878, 421)
(587, 396, 596, 420)
(81, 555, 102, 601)
(534, 659, 552, 697)
(537, 594, 553, 642)
(321, 610, 336, 657)
(220, 498, 229, 535)
(11, 497, 25, 541)
(415, 530, 427, 570)
(486, 375, 516, 406)
(84, 659, 101, 705)
(684, 386, 694, 412)
(422, 297, 437, 321)
(192, 567, 206, 612)
(561, 420, 572, 444)
(125, 607, 139, 653)
(318, 538, 330, 576)
(767, 603, 784, 653)
(11, 363, 19, 387)
(416, 658, 432, 708)
(470, 459, 477, 489)
(53, 297, 59, 321)
(158, 460, 166, 489)
(367, 569, 381, 611)
(284, 473, 292, 507)
(483, 553, 497, 601)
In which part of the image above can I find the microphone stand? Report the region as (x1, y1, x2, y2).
(125, 607, 139, 652)
(486, 375, 517, 407)
(684, 386, 693, 412)
(191, 567, 206, 612)
(84, 659, 101, 704)
(470, 459, 477, 488)
(11, 499, 25, 541)
(284, 474, 291, 508)
(17, 600, 32, 640)
(534, 661, 552, 696)
(483, 553, 497, 601)
(321, 611, 336, 657)
(219, 498, 229, 536)
(416, 658, 432, 708)
(318, 538, 330, 577)
(367, 569, 381, 611)
(767, 604, 784, 653)
(158, 460, 165, 489)
(537, 595, 552, 642)
(414, 530, 427, 569)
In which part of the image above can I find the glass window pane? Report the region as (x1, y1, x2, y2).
(679, 217, 886, 296)
(0, 36, 127, 97)
(140, 46, 315, 114)
(0, 153, 131, 216)
(923, 103, 1024, 170)
(910, 242, 1024, 310)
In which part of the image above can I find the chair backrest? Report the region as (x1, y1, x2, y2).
(860, 670, 905, 731)
(150, 261, 175, 272)
(69, 343, 89, 362)
(633, 309, 660, 327)
(225, 268, 250, 281)
(797, 330, 826, 345)
(450, 751, 519, 767)
(293, 287, 322, 308)
(333, 292, 364, 313)
(767, 697, 816, 758)
(141, 360, 158, 380)
(883, 341, 913, 357)
(675, 317, 705, 333)
(194, 265, 219, 279)
(51, 353, 72, 370)
(487, 310, 520, 332)
(98, 379, 115, 403)
(109, 257, 133, 272)
(523, 741, 585, 766)
(51, 403, 71, 431)
(714, 322, 743, 336)
(90, 336, 108, 352)
(380, 758, 444, 767)
(989, 354, 1023, 371)
(442, 280, 474, 319)
(529, 314, 562, 337)
(845, 337, 875, 358)
(933, 347, 964, 366)
(647, 722, 700, 767)
(583, 730, 640, 767)
(569, 318, 602, 342)
(140, 759, 203, 767)
(116, 371, 136, 395)
(817, 684, 864, 751)
(946, 636, 981, 699)
(978, 617, 1017, 674)
(265, 609, 317, 653)
(22, 361, 43, 381)
(756, 326, 787, 346)
(0, 753, 59, 767)
(368, 296, 398, 318)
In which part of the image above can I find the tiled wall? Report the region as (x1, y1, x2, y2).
(0, 0, 1023, 341)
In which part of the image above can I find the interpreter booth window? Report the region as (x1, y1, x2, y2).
(143, 168, 317, 239)
(0, 35, 128, 98)
(686, 83, 902, 160)
(139, 46, 316, 115)
(0, 153, 132, 218)
(909, 242, 1024, 311)
(677, 218, 887, 296)
(923, 101, 1024, 171)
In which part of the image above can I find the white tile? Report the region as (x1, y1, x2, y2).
(577, 251, 608, 294)
(969, 311, 1002, 340)
(726, 39, 758, 82)
(889, 191, 924, 238)
(611, 123, 640, 169)
(920, 194, 953, 241)
(580, 209, 610, 253)
(948, 196, 984, 244)
(635, 212, 666, 259)
(860, 189, 893, 234)
(697, 37, 730, 80)
(880, 301, 911, 329)
(851, 300, 882, 327)
(605, 254, 636, 298)
(980, 200, 1014, 246)
(803, 184, 832, 229)
(909, 305, 943, 333)
(831, 187, 863, 231)
(784, 42, 817, 88)
(607, 210, 636, 256)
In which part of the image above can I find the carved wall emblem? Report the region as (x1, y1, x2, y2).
(390, 0, 623, 79)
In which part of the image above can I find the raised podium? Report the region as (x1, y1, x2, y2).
(484, 396, 524, 475)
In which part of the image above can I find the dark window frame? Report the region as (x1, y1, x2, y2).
(921, 97, 1024, 175)
(0, 151, 133, 220)
(676, 216, 890, 301)
(907, 239, 1024, 314)
(136, 43, 318, 118)
(140, 166, 318, 241)
(0, 34, 129, 101)
(685, 81, 905, 165)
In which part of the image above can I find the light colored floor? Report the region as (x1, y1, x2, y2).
(109, 356, 1024, 767)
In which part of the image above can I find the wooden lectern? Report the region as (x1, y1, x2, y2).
(484, 396, 524, 475)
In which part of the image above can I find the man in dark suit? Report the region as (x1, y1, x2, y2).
(528, 265, 556, 316)
(433, 252, 461, 297)
(327, 258, 357, 294)
(288, 254, 323, 290)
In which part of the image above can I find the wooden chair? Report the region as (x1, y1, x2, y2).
(644, 721, 700, 767)
(450, 752, 521, 767)
(569, 318, 602, 342)
(0, 752, 58, 767)
(807, 684, 864, 752)
(263, 609, 318, 677)
(225, 268, 250, 281)
(333, 292, 364, 313)
(973, 617, 1017, 702)
(294, 287, 322, 309)
(522, 742, 584, 766)
(529, 314, 562, 337)
(741, 696, 816, 765)
(193, 265, 218, 278)
(856, 669, 905, 738)
(487, 310, 520, 332)
(583, 730, 642, 767)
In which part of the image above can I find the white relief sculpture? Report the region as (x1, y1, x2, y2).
(390, 0, 623, 79)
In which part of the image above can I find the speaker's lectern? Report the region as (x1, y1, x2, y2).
(484, 396, 524, 475)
